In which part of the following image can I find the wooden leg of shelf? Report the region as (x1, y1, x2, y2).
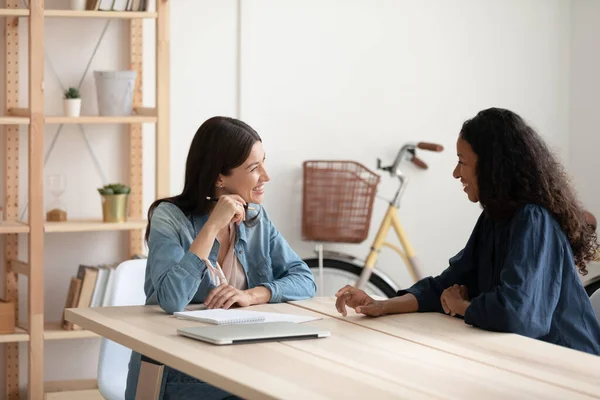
(4, 0, 21, 398)
(156, 0, 170, 199)
(29, 0, 45, 399)
(3, 235, 19, 400)
(4, 343, 19, 400)
(129, 19, 144, 257)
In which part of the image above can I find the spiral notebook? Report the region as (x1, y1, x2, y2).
(173, 309, 320, 325)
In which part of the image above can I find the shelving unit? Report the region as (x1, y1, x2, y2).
(0, 8, 28, 16)
(44, 10, 157, 19)
(44, 115, 157, 124)
(7, 106, 159, 124)
(16, 322, 99, 341)
(0, 327, 29, 344)
(0, 221, 29, 234)
(1, 1, 170, 399)
(44, 219, 149, 233)
(0, 116, 29, 124)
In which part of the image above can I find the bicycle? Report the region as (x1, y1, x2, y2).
(301, 142, 443, 298)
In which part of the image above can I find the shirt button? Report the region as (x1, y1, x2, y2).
(239, 250, 243, 254)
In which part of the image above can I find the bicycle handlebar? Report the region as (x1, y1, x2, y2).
(411, 156, 428, 169)
(378, 141, 444, 177)
(377, 141, 444, 206)
(417, 142, 444, 152)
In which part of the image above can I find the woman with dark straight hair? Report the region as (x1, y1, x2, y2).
(336, 107, 600, 356)
(125, 116, 316, 399)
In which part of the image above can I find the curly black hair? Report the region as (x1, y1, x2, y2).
(460, 107, 597, 274)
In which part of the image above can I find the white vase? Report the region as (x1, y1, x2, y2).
(71, 0, 86, 10)
(64, 98, 82, 117)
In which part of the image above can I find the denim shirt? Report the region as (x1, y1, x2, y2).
(399, 204, 600, 355)
(145, 201, 316, 313)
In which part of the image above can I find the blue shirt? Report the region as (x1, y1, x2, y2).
(125, 202, 316, 400)
(399, 204, 600, 355)
(144, 201, 316, 313)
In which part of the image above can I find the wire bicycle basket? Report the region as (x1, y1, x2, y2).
(302, 160, 380, 244)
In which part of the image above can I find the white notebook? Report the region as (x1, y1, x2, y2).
(173, 309, 320, 325)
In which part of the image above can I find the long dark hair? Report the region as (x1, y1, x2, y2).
(460, 107, 597, 274)
(145, 116, 261, 242)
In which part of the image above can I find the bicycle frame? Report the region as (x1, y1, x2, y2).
(354, 143, 437, 290)
(356, 203, 424, 290)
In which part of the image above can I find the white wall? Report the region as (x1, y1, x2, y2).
(569, 0, 600, 216)
(0, 0, 574, 391)
(238, 0, 571, 290)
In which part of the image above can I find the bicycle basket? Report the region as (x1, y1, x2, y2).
(302, 160, 380, 243)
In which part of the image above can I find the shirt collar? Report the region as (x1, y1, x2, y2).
(192, 213, 248, 244)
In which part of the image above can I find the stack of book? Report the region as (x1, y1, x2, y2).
(86, 0, 149, 12)
(61, 263, 119, 331)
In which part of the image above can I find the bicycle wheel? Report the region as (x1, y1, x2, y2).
(304, 258, 397, 298)
(586, 280, 600, 297)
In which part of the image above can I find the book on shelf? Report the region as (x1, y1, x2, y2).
(98, 0, 113, 11)
(86, 0, 100, 10)
(95, 0, 148, 11)
(91, 0, 149, 11)
(61, 262, 119, 331)
(127, 0, 148, 11)
(111, 0, 128, 11)
(61, 277, 82, 331)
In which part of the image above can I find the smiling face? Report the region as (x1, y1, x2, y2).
(453, 137, 479, 203)
(215, 141, 270, 204)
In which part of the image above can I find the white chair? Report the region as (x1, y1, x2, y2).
(591, 288, 600, 322)
(97, 259, 148, 400)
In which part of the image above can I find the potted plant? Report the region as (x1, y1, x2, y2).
(70, 0, 86, 10)
(63, 87, 82, 117)
(98, 183, 131, 223)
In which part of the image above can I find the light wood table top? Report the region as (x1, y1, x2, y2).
(65, 299, 600, 399)
(292, 297, 600, 399)
(66, 303, 430, 400)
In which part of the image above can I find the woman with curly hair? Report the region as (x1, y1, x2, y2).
(335, 107, 600, 355)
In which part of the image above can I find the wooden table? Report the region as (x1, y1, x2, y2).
(293, 298, 600, 398)
(66, 298, 600, 400)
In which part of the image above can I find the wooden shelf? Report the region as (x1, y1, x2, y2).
(0, 220, 30, 234)
(45, 380, 101, 400)
(1, 218, 148, 234)
(0, 8, 158, 19)
(0, 327, 29, 343)
(17, 322, 100, 340)
(0, 116, 30, 124)
(44, 322, 99, 340)
(45, 379, 98, 393)
(45, 219, 147, 233)
(45, 389, 103, 400)
(0, 8, 29, 17)
(44, 10, 157, 19)
(45, 115, 157, 124)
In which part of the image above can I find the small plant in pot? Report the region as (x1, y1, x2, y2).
(98, 183, 131, 223)
(63, 87, 81, 117)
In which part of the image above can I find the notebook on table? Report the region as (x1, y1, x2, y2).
(173, 309, 321, 325)
(177, 321, 330, 345)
